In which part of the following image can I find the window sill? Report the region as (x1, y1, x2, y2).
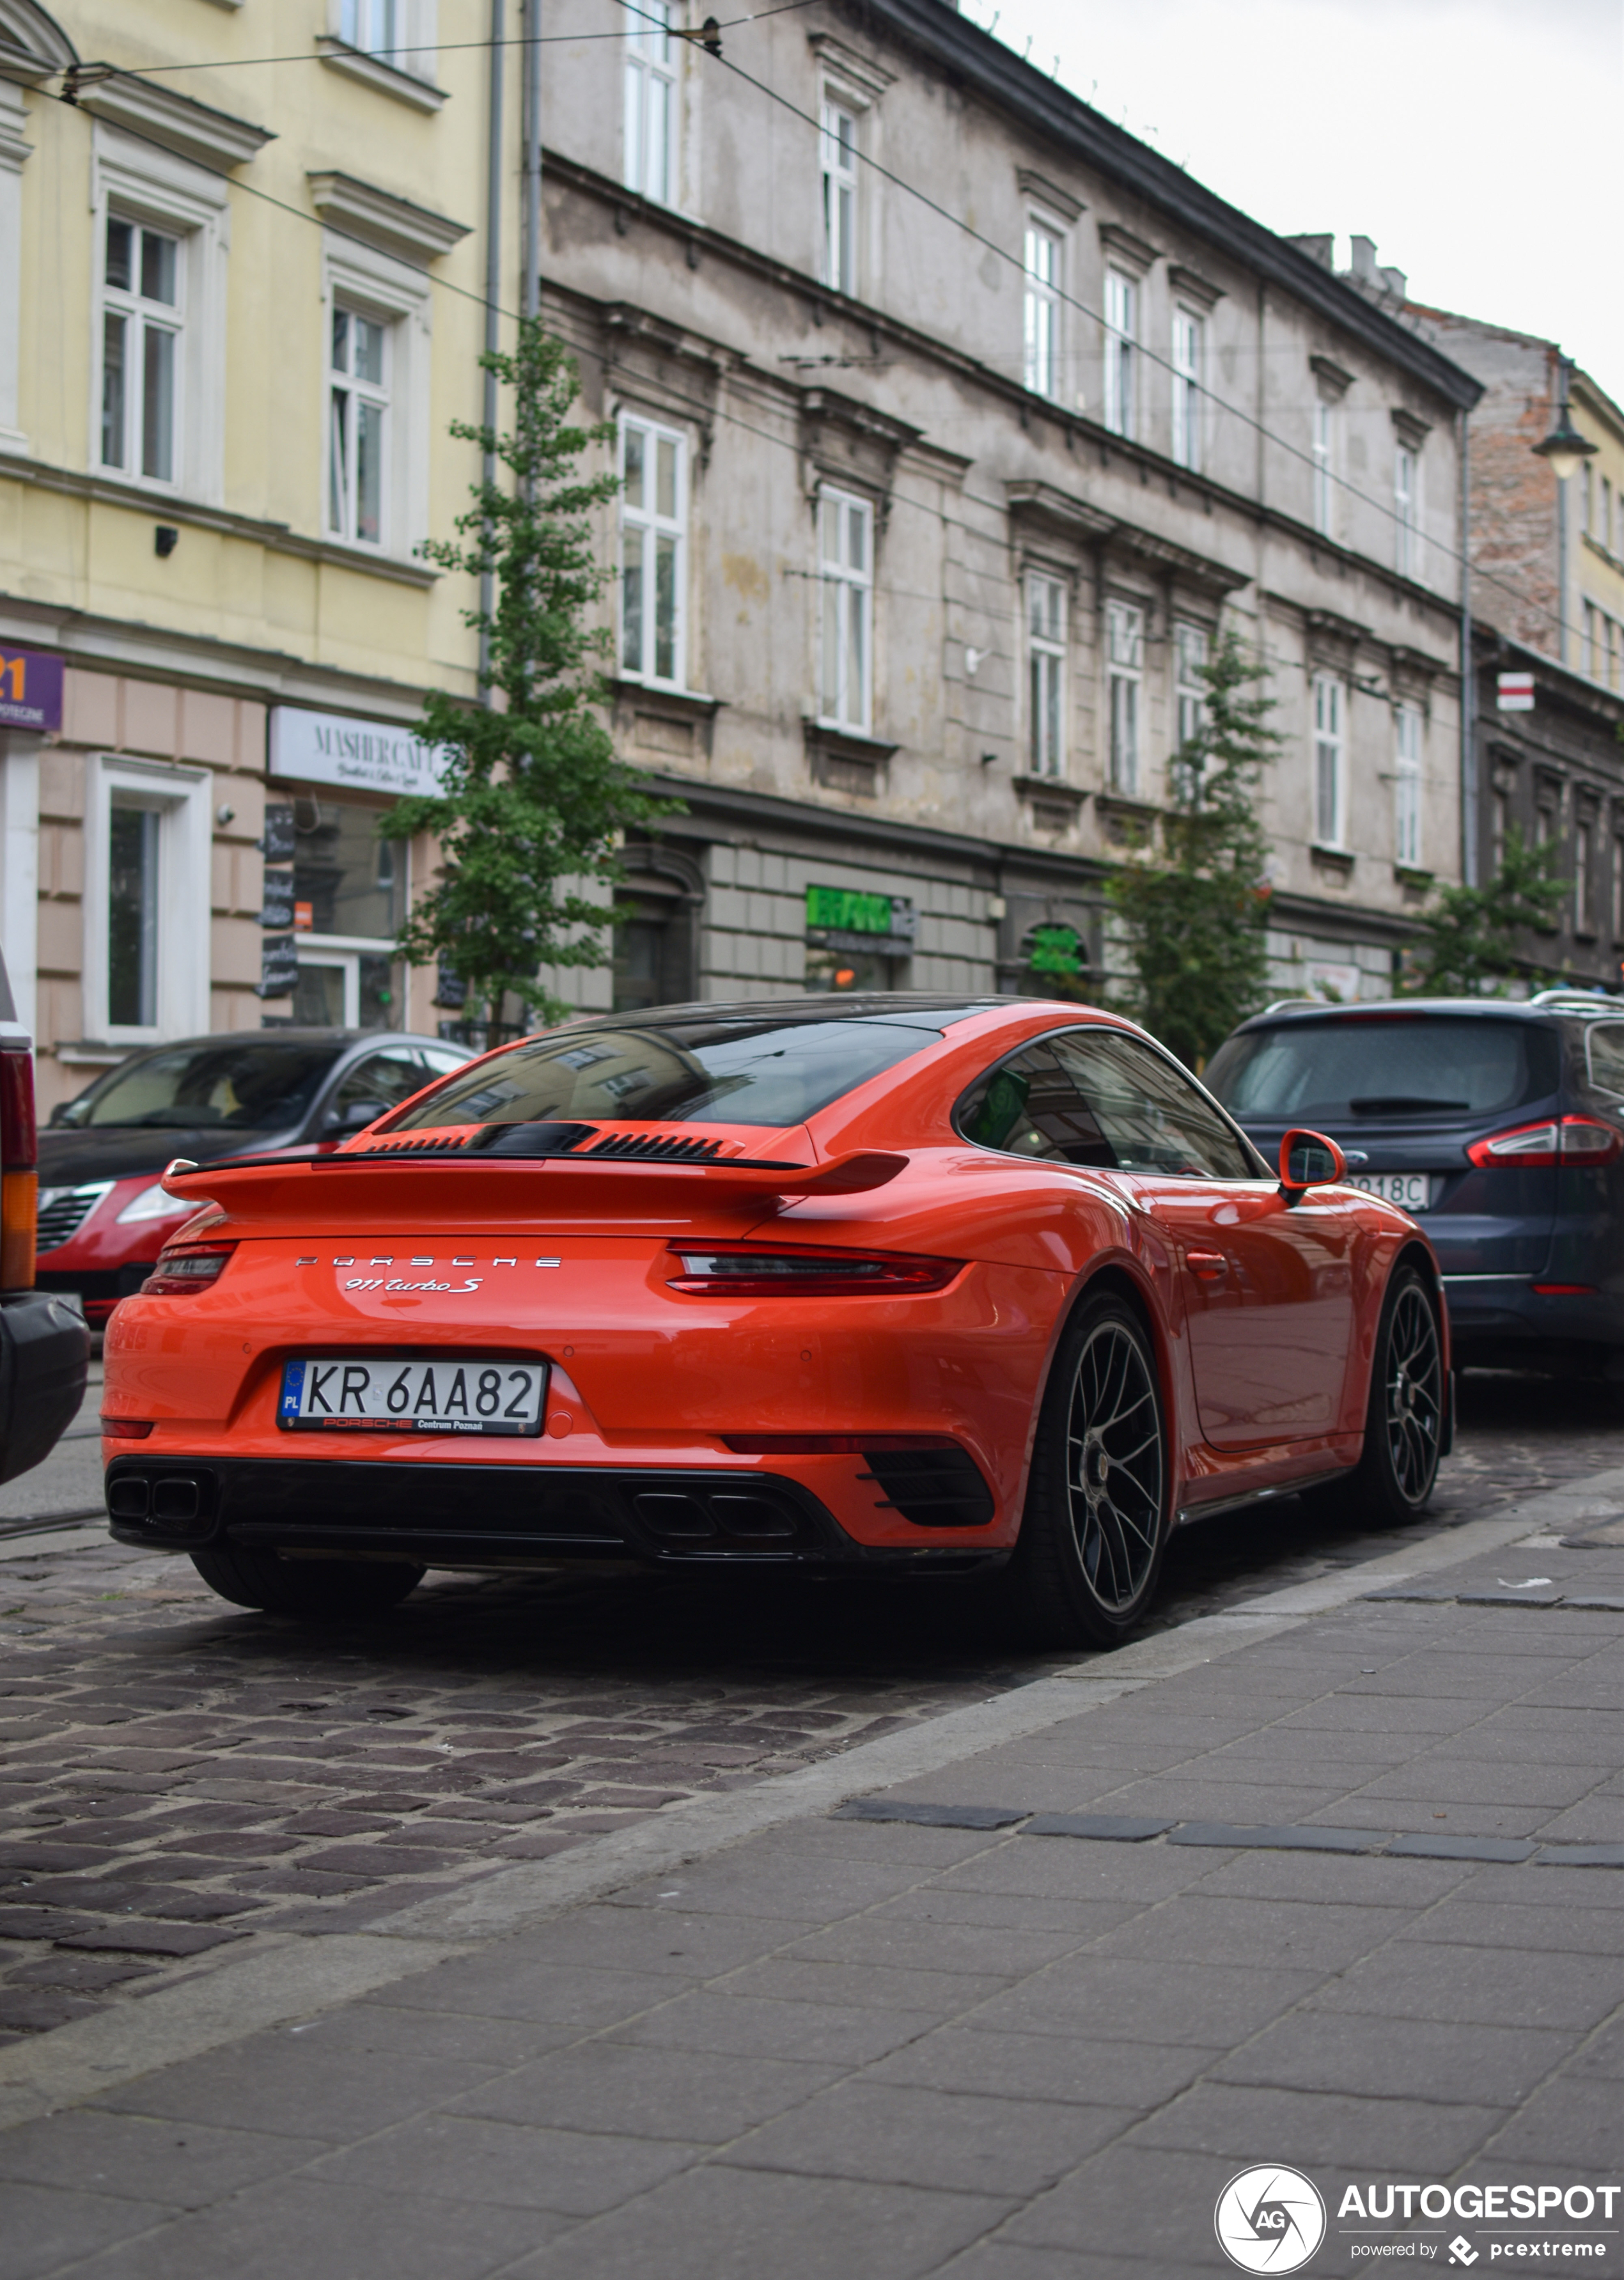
(1095, 790, 1159, 843)
(52, 1043, 132, 1067)
(315, 38, 448, 113)
(1013, 774, 1087, 808)
(804, 721, 898, 764)
(609, 679, 723, 721)
(1394, 864, 1434, 890)
(1311, 843, 1355, 877)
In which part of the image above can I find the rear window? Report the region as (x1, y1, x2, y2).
(1206, 1017, 1560, 1122)
(385, 1014, 946, 1132)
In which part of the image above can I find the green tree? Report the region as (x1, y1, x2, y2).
(389, 321, 676, 1026)
(1402, 826, 1566, 996)
(1107, 629, 1279, 1069)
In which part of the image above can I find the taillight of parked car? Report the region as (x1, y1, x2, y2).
(666, 1244, 962, 1295)
(0, 1047, 36, 1290)
(1465, 1117, 1623, 1170)
(142, 1240, 238, 1296)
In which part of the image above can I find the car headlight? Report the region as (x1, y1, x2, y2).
(116, 1180, 198, 1226)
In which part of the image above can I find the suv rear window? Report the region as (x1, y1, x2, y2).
(386, 1014, 944, 1132)
(1206, 1016, 1560, 1121)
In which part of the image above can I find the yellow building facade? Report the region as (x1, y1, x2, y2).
(0, 0, 515, 1110)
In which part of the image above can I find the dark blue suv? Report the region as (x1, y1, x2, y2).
(1205, 994, 1624, 1375)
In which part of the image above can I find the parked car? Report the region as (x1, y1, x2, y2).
(0, 951, 89, 1485)
(1205, 991, 1624, 1375)
(37, 1030, 472, 1327)
(101, 994, 1446, 1643)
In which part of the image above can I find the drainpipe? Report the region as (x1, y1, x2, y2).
(1459, 406, 1477, 887)
(521, 0, 542, 321)
(480, 0, 504, 692)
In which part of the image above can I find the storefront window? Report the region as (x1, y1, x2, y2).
(282, 795, 407, 1031)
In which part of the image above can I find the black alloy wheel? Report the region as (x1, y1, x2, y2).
(1007, 1291, 1170, 1647)
(1309, 1264, 1444, 1527)
(190, 1542, 424, 1618)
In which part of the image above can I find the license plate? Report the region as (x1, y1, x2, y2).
(1348, 1172, 1433, 1211)
(278, 1356, 548, 1435)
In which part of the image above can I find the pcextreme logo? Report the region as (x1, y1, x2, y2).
(1215, 2165, 1328, 2272)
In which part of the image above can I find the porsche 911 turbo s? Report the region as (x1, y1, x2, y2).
(100, 996, 1450, 1646)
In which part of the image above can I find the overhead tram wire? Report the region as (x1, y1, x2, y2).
(28, 45, 1574, 655)
(68, 3, 824, 82)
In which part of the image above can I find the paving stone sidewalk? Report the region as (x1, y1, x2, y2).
(3, 1513, 1623, 2278)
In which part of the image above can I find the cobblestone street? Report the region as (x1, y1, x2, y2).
(1, 1370, 1621, 2052)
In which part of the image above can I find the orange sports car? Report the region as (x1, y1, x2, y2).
(100, 995, 1449, 1644)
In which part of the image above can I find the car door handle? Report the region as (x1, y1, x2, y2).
(1185, 1249, 1228, 1281)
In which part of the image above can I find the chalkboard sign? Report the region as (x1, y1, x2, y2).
(260, 868, 295, 929)
(261, 804, 297, 864)
(433, 960, 468, 1010)
(257, 933, 298, 999)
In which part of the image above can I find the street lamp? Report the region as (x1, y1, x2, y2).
(1532, 357, 1598, 482)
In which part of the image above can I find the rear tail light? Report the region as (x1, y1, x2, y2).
(142, 1240, 238, 1297)
(1465, 1117, 1623, 1170)
(0, 1048, 36, 1289)
(666, 1245, 961, 1295)
(100, 1417, 155, 1439)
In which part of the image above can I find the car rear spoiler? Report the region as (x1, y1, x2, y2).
(158, 1146, 909, 1217)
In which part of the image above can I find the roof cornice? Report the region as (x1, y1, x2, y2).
(853, 0, 1482, 414)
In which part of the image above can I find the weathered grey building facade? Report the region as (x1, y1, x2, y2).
(538, 0, 1481, 1013)
(1404, 306, 1624, 985)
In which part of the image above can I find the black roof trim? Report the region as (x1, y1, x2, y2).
(861, 0, 1481, 414)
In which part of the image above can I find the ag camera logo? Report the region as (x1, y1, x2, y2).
(1215, 2165, 1327, 2272)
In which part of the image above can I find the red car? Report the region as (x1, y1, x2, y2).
(100, 996, 1449, 1644)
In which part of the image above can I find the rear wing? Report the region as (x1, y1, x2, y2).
(158, 1146, 908, 1222)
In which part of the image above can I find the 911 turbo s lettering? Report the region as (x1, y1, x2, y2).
(100, 995, 1449, 1644)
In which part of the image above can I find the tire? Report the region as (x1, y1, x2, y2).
(1005, 1290, 1171, 1648)
(189, 1542, 424, 1618)
(1310, 1265, 1444, 1527)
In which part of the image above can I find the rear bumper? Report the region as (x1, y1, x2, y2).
(1443, 1274, 1624, 1351)
(104, 1455, 1008, 1573)
(0, 1291, 90, 1485)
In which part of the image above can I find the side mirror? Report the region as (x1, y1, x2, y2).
(1279, 1127, 1346, 1203)
(328, 1098, 387, 1135)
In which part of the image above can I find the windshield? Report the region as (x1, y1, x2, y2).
(63, 1041, 343, 1130)
(386, 1013, 948, 1132)
(1206, 1017, 1559, 1123)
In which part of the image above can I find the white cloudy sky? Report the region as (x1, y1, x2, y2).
(962, 0, 1624, 400)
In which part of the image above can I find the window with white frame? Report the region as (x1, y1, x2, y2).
(1104, 269, 1136, 439)
(1313, 673, 1345, 847)
(1576, 818, 1595, 934)
(1173, 621, 1208, 788)
(1026, 574, 1065, 778)
(84, 758, 211, 1045)
(321, 238, 431, 561)
(1602, 475, 1613, 551)
(625, 5, 676, 204)
(821, 100, 858, 295)
(1107, 600, 1143, 795)
(340, 0, 399, 54)
(1023, 221, 1061, 400)
(100, 213, 183, 485)
(1584, 600, 1598, 680)
(328, 304, 390, 547)
(1312, 400, 1335, 536)
(1171, 307, 1203, 472)
(1394, 444, 1418, 578)
(1394, 701, 1423, 870)
(620, 413, 686, 687)
(1613, 836, 1624, 939)
(91, 132, 230, 508)
(818, 487, 873, 731)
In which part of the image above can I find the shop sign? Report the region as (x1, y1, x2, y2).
(1496, 672, 1534, 712)
(269, 706, 448, 796)
(0, 646, 64, 733)
(804, 884, 918, 957)
(260, 868, 295, 930)
(1026, 924, 1084, 978)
